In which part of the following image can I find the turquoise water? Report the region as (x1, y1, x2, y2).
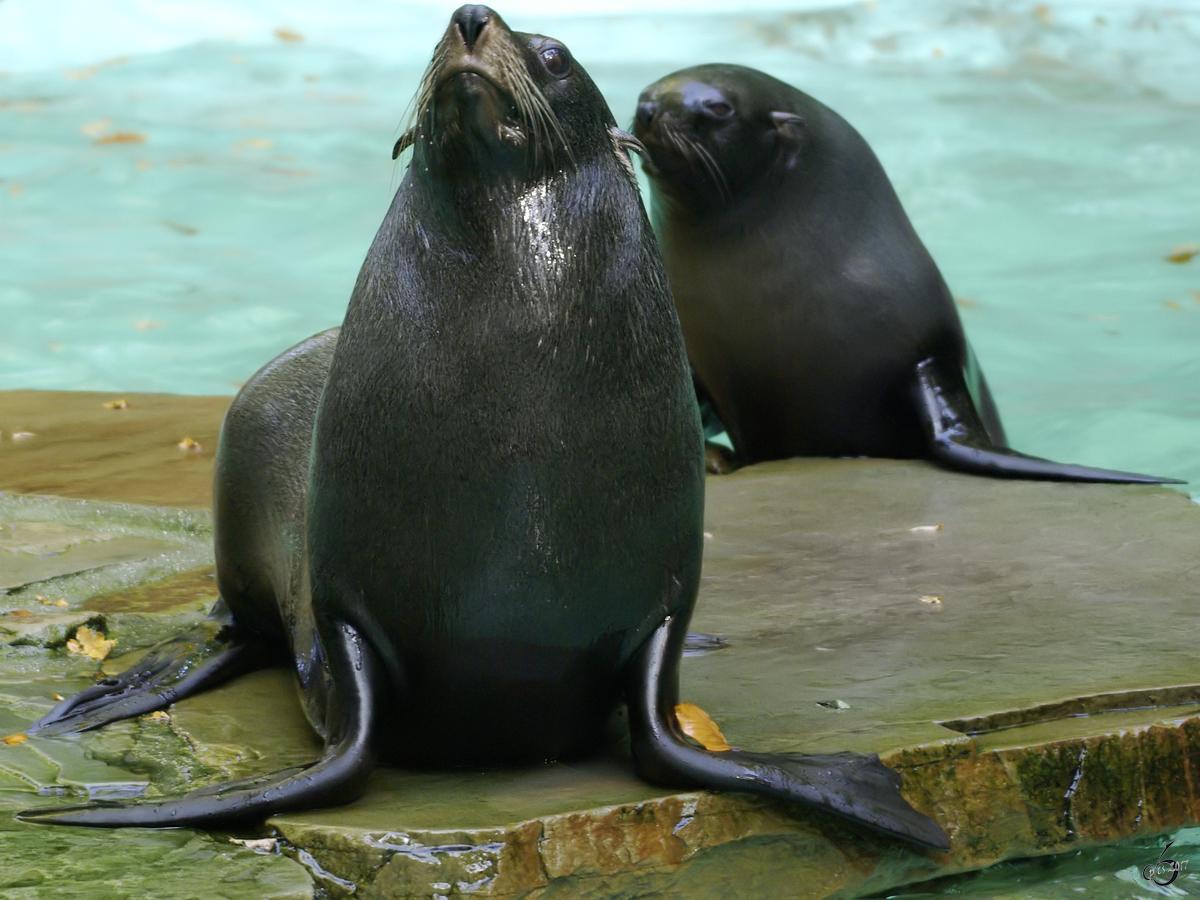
(881, 828, 1200, 899)
(1, 0, 1198, 492)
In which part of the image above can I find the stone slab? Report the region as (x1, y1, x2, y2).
(2, 393, 1200, 897)
(242, 461, 1200, 898)
(0, 495, 214, 652)
(0, 527, 182, 592)
(0, 390, 230, 508)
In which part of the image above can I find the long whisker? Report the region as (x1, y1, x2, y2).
(661, 125, 729, 202)
(688, 137, 730, 203)
(404, 34, 453, 148)
(499, 54, 572, 168)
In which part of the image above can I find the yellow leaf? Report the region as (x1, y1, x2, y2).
(2, 733, 27, 746)
(274, 27, 305, 42)
(50, 692, 64, 701)
(143, 711, 170, 722)
(158, 220, 198, 236)
(177, 437, 202, 451)
(1165, 244, 1199, 264)
(66, 626, 116, 660)
(675, 702, 731, 752)
(94, 131, 147, 146)
(919, 595, 943, 605)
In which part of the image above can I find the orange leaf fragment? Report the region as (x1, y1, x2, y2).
(274, 27, 305, 42)
(177, 437, 202, 451)
(51, 692, 64, 701)
(94, 131, 147, 146)
(2, 733, 27, 746)
(675, 702, 731, 752)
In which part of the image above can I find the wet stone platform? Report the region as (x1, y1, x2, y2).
(2, 390, 1199, 898)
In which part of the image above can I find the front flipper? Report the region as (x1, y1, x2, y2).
(29, 599, 275, 737)
(695, 376, 737, 474)
(18, 621, 377, 827)
(624, 616, 949, 850)
(914, 357, 1183, 484)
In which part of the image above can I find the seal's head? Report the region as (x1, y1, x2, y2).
(632, 64, 809, 213)
(396, 5, 644, 183)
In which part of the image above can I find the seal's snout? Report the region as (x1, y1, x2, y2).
(453, 5, 492, 52)
(634, 99, 658, 134)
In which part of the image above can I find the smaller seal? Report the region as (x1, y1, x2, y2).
(633, 64, 1181, 484)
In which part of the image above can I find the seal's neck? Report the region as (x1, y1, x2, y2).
(404, 158, 622, 265)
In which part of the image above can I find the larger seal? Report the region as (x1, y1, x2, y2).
(633, 64, 1179, 483)
(18, 11, 946, 849)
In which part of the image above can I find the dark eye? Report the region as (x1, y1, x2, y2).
(540, 46, 571, 78)
(703, 99, 734, 119)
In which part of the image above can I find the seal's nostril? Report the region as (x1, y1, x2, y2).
(635, 101, 658, 131)
(453, 5, 491, 52)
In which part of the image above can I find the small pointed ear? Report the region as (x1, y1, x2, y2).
(609, 126, 648, 160)
(770, 111, 805, 138)
(391, 129, 415, 160)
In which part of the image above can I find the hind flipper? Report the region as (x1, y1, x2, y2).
(624, 616, 949, 850)
(913, 357, 1183, 484)
(29, 599, 277, 737)
(18, 621, 377, 827)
